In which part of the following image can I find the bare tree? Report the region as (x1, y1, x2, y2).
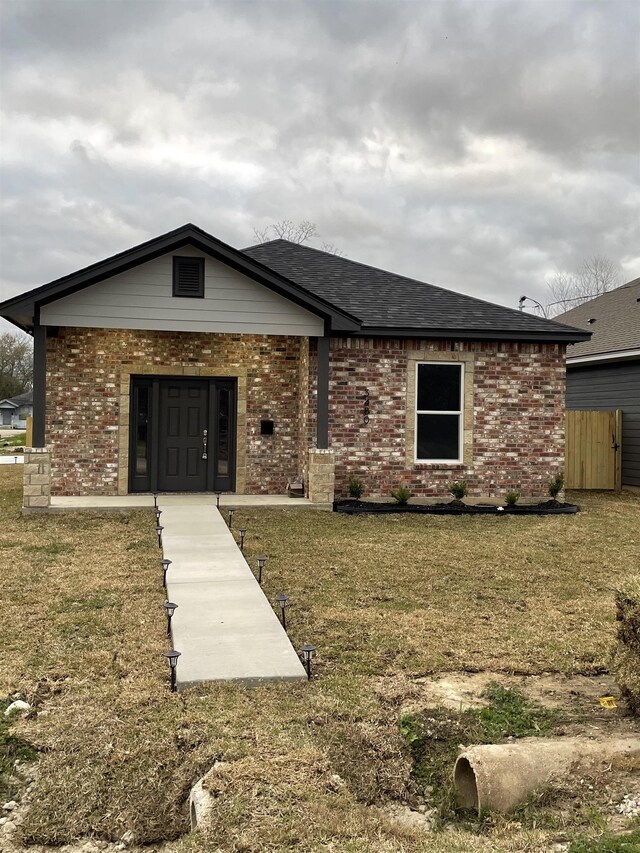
(253, 220, 318, 245)
(319, 241, 345, 257)
(0, 331, 33, 400)
(546, 255, 622, 316)
(253, 220, 344, 256)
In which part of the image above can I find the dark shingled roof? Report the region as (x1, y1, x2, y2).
(243, 239, 588, 340)
(555, 278, 640, 358)
(0, 223, 590, 343)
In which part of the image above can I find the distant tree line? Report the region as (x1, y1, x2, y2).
(0, 331, 33, 400)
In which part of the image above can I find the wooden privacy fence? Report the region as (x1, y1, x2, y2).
(565, 409, 622, 491)
(25, 415, 33, 447)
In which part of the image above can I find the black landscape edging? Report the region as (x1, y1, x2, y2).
(333, 500, 579, 516)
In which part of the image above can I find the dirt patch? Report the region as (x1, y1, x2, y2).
(376, 671, 640, 843)
(409, 671, 620, 712)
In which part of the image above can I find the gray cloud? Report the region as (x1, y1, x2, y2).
(1, 0, 638, 323)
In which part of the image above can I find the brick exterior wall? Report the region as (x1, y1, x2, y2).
(44, 328, 566, 500)
(321, 338, 567, 500)
(46, 328, 306, 496)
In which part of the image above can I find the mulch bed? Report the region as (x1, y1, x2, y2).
(334, 499, 579, 515)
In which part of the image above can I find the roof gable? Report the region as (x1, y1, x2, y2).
(38, 244, 326, 337)
(0, 224, 360, 334)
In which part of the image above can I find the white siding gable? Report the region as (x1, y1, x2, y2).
(40, 245, 325, 336)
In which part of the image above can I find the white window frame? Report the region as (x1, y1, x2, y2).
(414, 361, 464, 463)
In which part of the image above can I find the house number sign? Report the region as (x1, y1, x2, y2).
(363, 389, 371, 425)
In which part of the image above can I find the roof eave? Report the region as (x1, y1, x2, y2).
(348, 326, 591, 343)
(566, 347, 640, 366)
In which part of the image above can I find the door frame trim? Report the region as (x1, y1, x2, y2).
(118, 366, 247, 495)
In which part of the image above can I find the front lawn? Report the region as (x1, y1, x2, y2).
(1, 466, 638, 852)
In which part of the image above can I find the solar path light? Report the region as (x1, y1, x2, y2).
(227, 507, 236, 528)
(299, 644, 317, 680)
(156, 525, 164, 548)
(153, 493, 158, 509)
(163, 601, 178, 637)
(256, 555, 267, 585)
(238, 527, 247, 551)
(161, 558, 172, 587)
(275, 594, 289, 632)
(163, 650, 181, 692)
(155, 508, 162, 523)
(215, 492, 222, 508)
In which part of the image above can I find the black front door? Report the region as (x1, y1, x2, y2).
(129, 376, 237, 493)
(158, 379, 208, 491)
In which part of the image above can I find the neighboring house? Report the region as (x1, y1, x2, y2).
(0, 224, 588, 501)
(556, 278, 640, 489)
(0, 390, 33, 429)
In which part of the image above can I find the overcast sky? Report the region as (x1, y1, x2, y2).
(1, 0, 638, 326)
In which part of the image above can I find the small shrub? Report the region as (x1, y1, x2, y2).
(548, 471, 565, 499)
(347, 474, 364, 499)
(390, 486, 411, 505)
(448, 480, 468, 500)
(612, 578, 640, 715)
(505, 490, 520, 506)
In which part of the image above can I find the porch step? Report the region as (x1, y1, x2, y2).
(159, 495, 306, 688)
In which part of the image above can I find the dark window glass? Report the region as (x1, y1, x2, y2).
(417, 414, 460, 460)
(417, 363, 461, 411)
(217, 388, 230, 476)
(135, 386, 149, 475)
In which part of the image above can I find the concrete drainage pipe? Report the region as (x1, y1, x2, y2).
(454, 736, 640, 813)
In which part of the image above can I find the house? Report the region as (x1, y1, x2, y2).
(0, 224, 589, 506)
(556, 278, 640, 489)
(0, 390, 33, 429)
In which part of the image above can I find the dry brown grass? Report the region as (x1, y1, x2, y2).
(243, 492, 640, 678)
(1, 465, 638, 852)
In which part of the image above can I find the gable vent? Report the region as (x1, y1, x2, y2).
(173, 256, 204, 298)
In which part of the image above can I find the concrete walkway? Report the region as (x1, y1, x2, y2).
(159, 495, 307, 688)
(0, 455, 24, 465)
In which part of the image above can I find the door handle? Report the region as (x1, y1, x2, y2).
(202, 429, 208, 460)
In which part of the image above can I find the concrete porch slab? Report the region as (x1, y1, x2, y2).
(48, 494, 323, 511)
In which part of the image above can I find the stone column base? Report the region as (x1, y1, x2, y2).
(307, 449, 335, 504)
(23, 447, 52, 509)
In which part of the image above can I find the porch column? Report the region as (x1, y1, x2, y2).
(32, 319, 46, 447)
(316, 335, 329, 449)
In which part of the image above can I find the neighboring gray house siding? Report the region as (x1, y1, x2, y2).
(566, 359, 640, 487)
(39, 245, 324, 337)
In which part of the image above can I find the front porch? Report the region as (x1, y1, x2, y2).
(22, 446, 336, 511)
(45, 493, 324, 512)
